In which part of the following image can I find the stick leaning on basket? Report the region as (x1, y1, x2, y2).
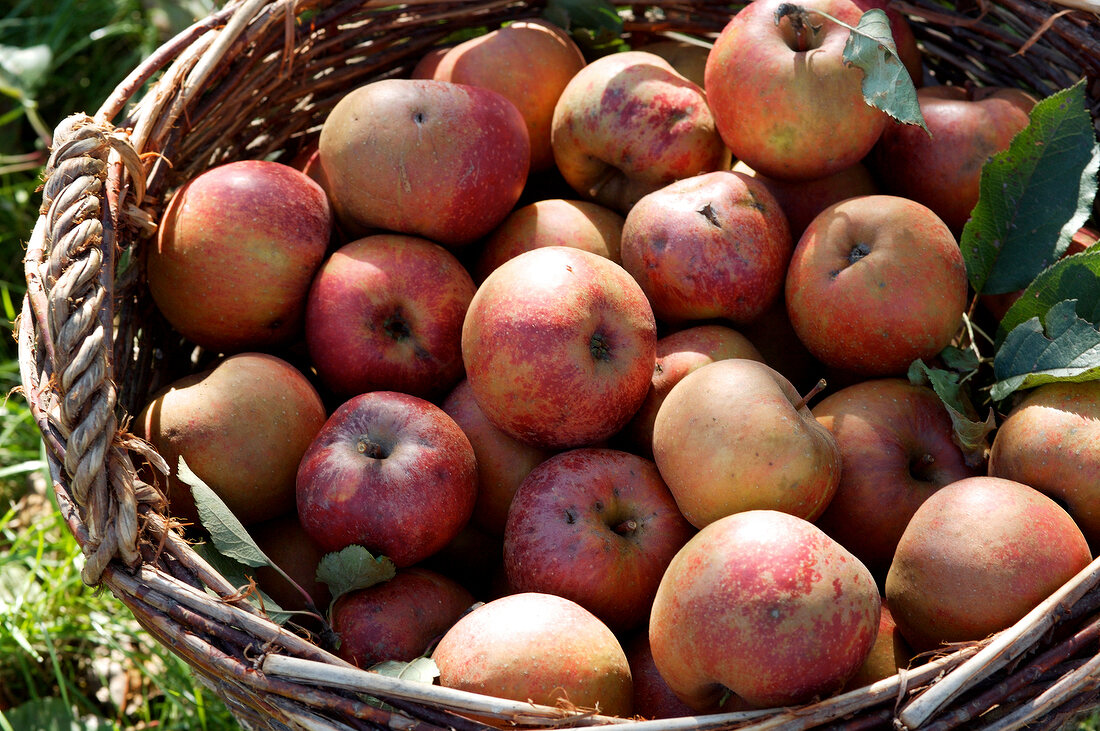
(16, 0, 1100, 729)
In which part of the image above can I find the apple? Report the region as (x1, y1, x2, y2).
(811, 378, 979, 580)
(461, 246, 657, 450)
(785, 195, 968, 377)
(842, 601, 914, 691)
(318, 78, 529, 246)
(409, 46, 450, 80)
(330, 567, 475, 668)
(425, 19, 586, 172)
(623, 630, 715, 719)
(551, 50, 728, 213)
(503, 448, 696, 633)
(704, 0, 888, 181)
(619, 170, 793, 325)
(147, 160, 332, 352)
(135, 352, 326, 527)
(988, 380, 1100, 550)
(440, 378, 554, 536)
(304, 234, 476, 400)
(295, 390, 477, 567)
(652, 358, 841, 528)
(870, 85, 1036, 236)
(885, 476, 1093, 653)
(473, 198, 624, 283)
(738, 298, 825, 396)
(249, 513, 333, 615)
(432, 592, 633, 717)
(618, 324, 765, 457)
(649, 510, 881, 710)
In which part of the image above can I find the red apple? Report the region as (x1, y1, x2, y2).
(440, 378, 554, 536)
(304, 234, 475, 400)
(249, 513, 333, 615)
(988, 380, 1100, 550)
(296, 391, 477, 567)
(812, 378, 979, 579)
(473, 198, 624, 283)
(620, 170, 793, 325)
(432, 592, 633, 717)
(503, 448, 696, 633)
(705, 0, 888, 181)
(318, 78, 529, 246)
(652, 358, 841, 528)
(147, 160, 332, 352)
(618, 324, 765, 457)
(331, 567, 475, 668)
(885, 476, 1093, 652)
(135, 353, 326, 527)
(842, 601, 914, 691)
(649, 510, 881, 710)
(461, 246, 657, 450)
(551, 50, 728, 213)
(738, 297, 825, 396)
(624, 630, 712, 720)
(785, 195, 968, 377)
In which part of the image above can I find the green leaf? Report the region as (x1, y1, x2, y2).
(0, 44, 51, 100)
(370, 657, 441, 684)
(543, 0, 627, 57)
(177, 457, 270, 568)
(191, 542, 291, 624)
(315, 545, 396, 605)
(961, 79, 1100, 296)
(840, 9, 927, 131)
(995, 247, 1100, 346)
(908, 358, 996, 466)
(991, 299, 1100, 401)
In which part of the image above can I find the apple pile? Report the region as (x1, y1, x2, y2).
(133, 0, 1099, 721)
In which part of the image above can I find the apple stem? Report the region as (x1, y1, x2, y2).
(613, 518, 639, 535)
(792, 378, 827, 411)
(774, 3, 820, 53)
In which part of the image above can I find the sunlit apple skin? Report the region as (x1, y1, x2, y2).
(812, 378, 979, 580)
(304, 234, 475, 400)
(551, 51, 728, 213)
(147, 160, 332, 352)
(704, 0, 887, 181)
(295, 391, 477, 567)
(432, 592, 634, 717)
(885, 476, 1093, 653)
(785, 195, 968, 377)
(649, 510, 881, 710)
(503, 448, 696, 633)
(462, 247, 657, 450)
(620, 170, 793, 325)
(988, 380, 1100, 549)
(319, 78, 529, 246)
(652, 359, 841, 528)
(331, 567, 475, 668)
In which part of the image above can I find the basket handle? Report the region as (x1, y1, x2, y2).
(25, 112, 165, 586)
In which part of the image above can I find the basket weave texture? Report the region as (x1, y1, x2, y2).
(16, 0, 1100, 729)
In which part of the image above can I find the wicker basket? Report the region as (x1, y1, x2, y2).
(16, 0, 1100, 729)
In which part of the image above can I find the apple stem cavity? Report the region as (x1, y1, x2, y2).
(848, 242, 872, 265)
(613, 518, 640, 536)
(792, 378, 828, 411)
(590, 331, 613, 362)
(383, 310, 412, 342)
(774, 3, 821, 53)
(356, 436, 389, 460)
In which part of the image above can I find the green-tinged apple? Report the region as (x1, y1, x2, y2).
(503, 448, 696, 633)
(473, 198, 624, 283)
(432, 592, 633, 716)
(424, 19, 585, 172)
(885, 476, 1092, 653)
(331, 567, 475, 668)
(988, 380, 1100, 550)
(618, 324, 764, 457)
(462, 246, 657, 450)
(304, 234, 475, 400)
(296, 391, 477, 567)
(812, 378, 978, 580)
(319, 79, 529, 246)
(652, 358, 841, 528)
(650, 510, 880, 710)
(785, 195, 968, 376)
(136, 353, 326, 527)
(620, 170, 792, 324)
(441, 378, 554, 536)
(871, 85, 1035, 236)
(704, 0, 888, 181)
(551, 51, 728, 213)
(147, 160, 332, 352)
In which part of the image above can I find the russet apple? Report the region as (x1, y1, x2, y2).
(620, 170, 793, 325)
(462, 246, 657, 450)
(304, 234, 476, 400)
